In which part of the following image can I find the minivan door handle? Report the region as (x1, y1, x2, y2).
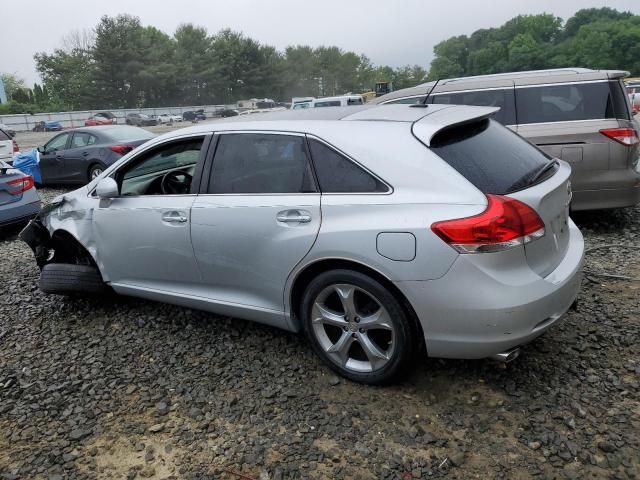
(276, 209, 312, 224)
(162, 211, 188, 223)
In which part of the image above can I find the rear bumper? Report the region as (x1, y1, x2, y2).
(0, 200, 41, 227)
(397, 221, 584, 360)
(571, 184, 640, 211)
(572, 169, 640, 211)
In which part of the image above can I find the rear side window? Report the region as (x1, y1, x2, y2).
(431, 89, 516, 125)
(347, 98, 363, 105)
(430, 119, 551, 195)
(308, 139, 388, 193)
(209, 134, 316, 194)
(0, 129, 9, 141)
(516, 81, 631, 124)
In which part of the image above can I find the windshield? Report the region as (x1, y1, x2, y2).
(430, 119, 553, 195)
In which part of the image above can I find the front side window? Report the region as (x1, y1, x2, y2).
(208, 134, 316, 194)
(516, 81, 630, 124)
(431, 89, 515, 125)
(307, 139, 388, 193)
(117, 137, 204, 196)
(71, 132, 97, 148)
(45, 133, 70, 152)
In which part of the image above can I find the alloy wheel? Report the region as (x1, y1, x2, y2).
(311, 283, 395, 373)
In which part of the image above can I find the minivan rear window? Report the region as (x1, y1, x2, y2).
(516, 80, 630, 124)
(430, 119, 553, 195)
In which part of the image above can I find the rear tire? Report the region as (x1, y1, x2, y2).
(301, 269, 416, 385)
(88, 163, 106, 182)
(40, 263, 107, 295)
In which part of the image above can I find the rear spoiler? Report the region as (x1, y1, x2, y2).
(412, 105, 499, 146)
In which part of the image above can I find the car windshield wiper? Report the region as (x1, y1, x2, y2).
(529, 159, 559, 185)
(506, 159, 559, 193)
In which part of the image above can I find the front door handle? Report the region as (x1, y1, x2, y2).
(276, 209, 312, 224)
(162, 211, 188, 223)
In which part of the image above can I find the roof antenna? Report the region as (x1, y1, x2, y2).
(423, 78, 440, 105)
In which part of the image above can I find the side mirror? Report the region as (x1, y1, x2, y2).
(37, 146, 45, 154)
(95, 177, 119, 198)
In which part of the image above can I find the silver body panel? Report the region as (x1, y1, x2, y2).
(37, 104, 584, 361)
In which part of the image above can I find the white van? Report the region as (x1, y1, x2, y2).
(313, 95, 364, 107)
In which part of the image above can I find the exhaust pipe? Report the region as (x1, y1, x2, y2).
(491, 347, 521, 363)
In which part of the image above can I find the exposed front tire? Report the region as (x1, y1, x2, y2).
(40, 263, 107, 295)
(301, 269, 416, 385)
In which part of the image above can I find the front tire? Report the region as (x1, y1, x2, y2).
(40, 263, 107, 295)
(301, 269, 416, 384)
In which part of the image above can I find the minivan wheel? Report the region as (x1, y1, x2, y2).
(301, 269, 415, 384)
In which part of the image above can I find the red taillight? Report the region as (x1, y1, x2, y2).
(600, 128, 639, 146)
(109, 144, 133, 155)
(12, 139, 19, 153)
(431, 195, 545, 254)
(7, 175, 35, 195)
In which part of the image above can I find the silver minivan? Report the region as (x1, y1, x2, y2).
(375, 68, 640, 211)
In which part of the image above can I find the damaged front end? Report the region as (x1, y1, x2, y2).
(19, 200, 65, 268)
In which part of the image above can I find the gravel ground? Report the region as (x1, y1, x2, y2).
(0, 188, 639, 480)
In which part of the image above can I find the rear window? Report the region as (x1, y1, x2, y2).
(106, 126, 155, 142)
(431, 89, 516, 125)
(516, 80, 631, 124)
(430, 119, 552, 195)
(0, 129, 10, 141)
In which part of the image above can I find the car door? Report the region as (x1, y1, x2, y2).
(190, 132, 321, 316)
(39, 133, 71, 183)
(65, 132, 98, 183)
(92, 134, 210, 292)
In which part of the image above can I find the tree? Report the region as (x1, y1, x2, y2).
(0, 73, 26, 101)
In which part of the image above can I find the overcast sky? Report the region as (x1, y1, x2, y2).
(2, 0, 639, 85)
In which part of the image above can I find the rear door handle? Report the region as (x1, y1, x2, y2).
(276, 209, 312, 224)
(162, 211, 188, 223)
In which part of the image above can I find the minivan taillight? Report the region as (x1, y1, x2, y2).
(599, 128, 639, 146)
(12, 139, 19, 153)
(431, 195, 545, 254)
(8, 175, 35, 195)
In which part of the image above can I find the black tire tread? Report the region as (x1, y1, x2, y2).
(40, 263, 107, 295)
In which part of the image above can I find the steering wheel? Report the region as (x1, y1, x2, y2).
(160, 170, 192, 195)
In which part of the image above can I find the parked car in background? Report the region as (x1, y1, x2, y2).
(0, 159, 40, 227)
(183, 109, 207, 121)
(36, 125, 154, 185)
(291, 97, 315, 109)
(313, 95, 365, 108)
(376, 68, 640, 211)
(0, 127, 18, 164)
(85, 115, 114, 126)
(33, 120, 63, 132)
(0, 123, 16, 138)
(125, 113, 157, 127)
(219, 109, 239, 117)
(156, 113, 183, 124)
(626, 81, 640, 114)
(21, 104, 583, 384)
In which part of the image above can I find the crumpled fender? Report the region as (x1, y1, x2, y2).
(19, 191, 104, 276)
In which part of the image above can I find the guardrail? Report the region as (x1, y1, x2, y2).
(0, 104, 232, 132)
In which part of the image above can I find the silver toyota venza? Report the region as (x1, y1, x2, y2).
(21, 104, 584, 384)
